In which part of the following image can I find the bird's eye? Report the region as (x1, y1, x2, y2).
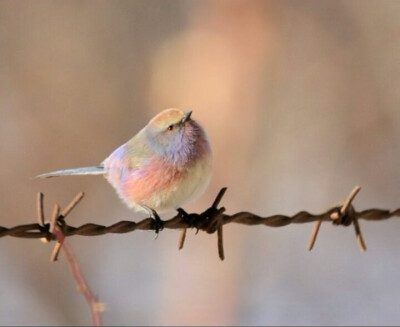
(167, 125, 174, 131)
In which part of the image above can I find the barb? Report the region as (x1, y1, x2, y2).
(50, 204, 62, 261)
(308, 186, 363, 251)
(61, 192, 85, 218)
(177, 228, 187, 250)
(37, 192, 45, 226)
(1, 186, 400, 258)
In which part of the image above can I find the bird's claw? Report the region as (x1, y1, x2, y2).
(177, 208, 201, 233)
(143, 206, 164, 235)
(151, 215, 164, 234)
(152, 219, 164, 234)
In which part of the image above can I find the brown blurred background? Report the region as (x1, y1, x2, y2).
(1, 0, 400, 325)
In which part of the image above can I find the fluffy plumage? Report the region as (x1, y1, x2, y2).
(37, 108, 213, 214)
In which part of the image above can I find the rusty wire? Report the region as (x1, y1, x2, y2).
(1, 186, 400, 260)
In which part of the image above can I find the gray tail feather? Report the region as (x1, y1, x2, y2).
(36, 166, 105, 178)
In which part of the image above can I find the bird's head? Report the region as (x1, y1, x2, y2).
(145, 108, 200, 159)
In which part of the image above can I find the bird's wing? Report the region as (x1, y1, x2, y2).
(102, 129, 155, 171)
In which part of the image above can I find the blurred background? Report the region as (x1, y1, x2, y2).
(1, 0, 400, 325)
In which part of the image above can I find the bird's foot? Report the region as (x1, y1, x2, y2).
(177, 208, 201, 233)
(144, 207, 164, 235)
(152, 215, 164, 235)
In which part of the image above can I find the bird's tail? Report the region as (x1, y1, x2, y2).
(36, 166, 105, 178)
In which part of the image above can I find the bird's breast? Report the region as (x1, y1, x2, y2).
(105, 147, 212, 212)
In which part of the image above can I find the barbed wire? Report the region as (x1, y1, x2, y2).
(1, 186, 400, 260)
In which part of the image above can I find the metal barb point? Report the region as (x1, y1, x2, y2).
(62, 192, 85, 218)
(333, 185, 367, 252)
(50, 204, 62, 262)
(353, 216, 367, 252)
(217, 224, 225, 261)
(176, 208, 190, 250)
(51, 241, 63, 262)
(178, 228, 187, 250)
(49, 193, 85, 262)
(212, 187, 228, 209)
(308, 186, 363, 251)
(307, 219, 322, 251)
(36, 192, 45, 226)
(49, 204, 60, 235)
(340, 186, 361, 216)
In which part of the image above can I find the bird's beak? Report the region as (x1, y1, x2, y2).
(181, 110, 193, 124)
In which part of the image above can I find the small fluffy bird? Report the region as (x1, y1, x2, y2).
(37, 109, 213, 229)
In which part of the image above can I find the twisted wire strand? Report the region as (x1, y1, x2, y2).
(1, 201, 400, 239)
(2, 186, 400, 260)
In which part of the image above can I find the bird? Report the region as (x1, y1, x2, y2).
(36, 108, 213, 232)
